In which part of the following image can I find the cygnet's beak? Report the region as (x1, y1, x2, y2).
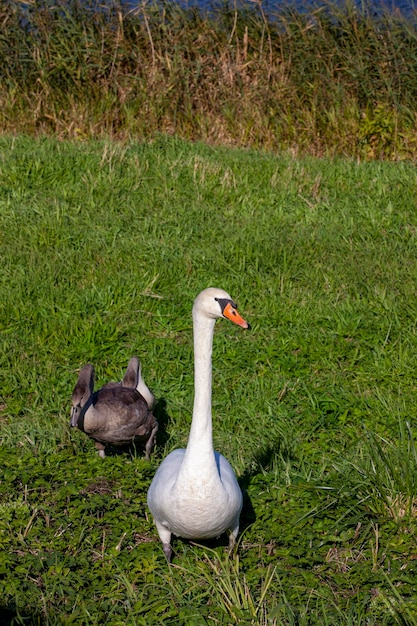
(70, 405, 79, 428)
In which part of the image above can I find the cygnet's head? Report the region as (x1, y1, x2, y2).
(70, 364, 95, 427)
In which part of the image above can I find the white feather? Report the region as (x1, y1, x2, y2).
(147, 287, 248, 561)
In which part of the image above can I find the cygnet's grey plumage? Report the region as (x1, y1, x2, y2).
(70, 357, 158, 459)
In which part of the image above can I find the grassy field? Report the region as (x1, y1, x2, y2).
(1, 135, 417, 624)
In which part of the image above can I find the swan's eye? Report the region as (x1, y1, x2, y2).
(215, 297, 233, 314)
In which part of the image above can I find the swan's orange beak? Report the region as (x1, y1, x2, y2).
(223, 302, 250, 329)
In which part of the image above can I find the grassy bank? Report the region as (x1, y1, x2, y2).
(1, 135, 417, 623)
(0, 0, 416, 158)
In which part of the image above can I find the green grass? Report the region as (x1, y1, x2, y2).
(1, 135, 417, 623)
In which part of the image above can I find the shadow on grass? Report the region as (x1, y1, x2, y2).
(238, 438, 289, 532)
(0, 606, 43, 626)
(153, 397, 171, 449)
(0, 607, 17, 626)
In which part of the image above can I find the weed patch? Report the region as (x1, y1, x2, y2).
(0, 0, 416, 157)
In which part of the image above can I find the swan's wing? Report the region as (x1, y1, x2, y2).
(215, 451, 243, 505)
(147, 449, 185, 509)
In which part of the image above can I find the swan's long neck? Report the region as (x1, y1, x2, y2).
(183, 311, 216, 464)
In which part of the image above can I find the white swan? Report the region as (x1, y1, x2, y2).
(147, 287, 249, 561)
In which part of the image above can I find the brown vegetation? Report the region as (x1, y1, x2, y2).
(1, 0, 416, 158)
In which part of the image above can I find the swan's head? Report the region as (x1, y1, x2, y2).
(70, 364, 95, 427)
(192, 287, 250, 329)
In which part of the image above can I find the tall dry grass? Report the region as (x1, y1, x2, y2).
(0, 0, 416, 157)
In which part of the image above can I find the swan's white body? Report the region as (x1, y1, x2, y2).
(147, 288, 249, 560)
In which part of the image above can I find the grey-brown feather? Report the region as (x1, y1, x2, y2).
(121, 356, 140, 389)
(70, 358, 158, 459)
